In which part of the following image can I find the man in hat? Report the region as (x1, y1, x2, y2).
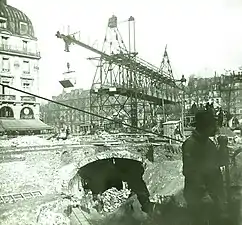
(182, 110, 228, 225)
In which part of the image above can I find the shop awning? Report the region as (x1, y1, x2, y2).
(0, 119, 53, 131)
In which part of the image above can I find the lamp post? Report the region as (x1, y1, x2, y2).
(179, 75, 187, 138)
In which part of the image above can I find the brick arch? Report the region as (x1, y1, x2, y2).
(0, 106, 14, 118)
(20, 107, 34, 119)
(60, 150, 144, 195)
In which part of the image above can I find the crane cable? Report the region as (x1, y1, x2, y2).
(0, 83, 183, 143)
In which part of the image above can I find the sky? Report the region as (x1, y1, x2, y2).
(8, 0, 242, 99)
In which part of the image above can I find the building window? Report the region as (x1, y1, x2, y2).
(23, 61, 30, 74)
(20, 22, 28, 35)
(2, 57, 10, 72)
(0, 106, 14, 118)
(22, 82, 30, 91)
(0, 17, 7, 29)
(23, 40, 27, 51)
(1, 36, 8, 46)
(0, 79, 11, 95)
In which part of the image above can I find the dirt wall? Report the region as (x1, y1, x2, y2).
(0, 143, 183, 197)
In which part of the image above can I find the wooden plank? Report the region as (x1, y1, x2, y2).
(11, 195, 17, 202)
(3, 196, 12, 203)
(72, 208, 91, 225)
(0, 191, 43, 205)
(32, 191, 42, 196)
(12, 194, 24, 201)
(20, 193, 25, 199)
(22, 193, 32, 198)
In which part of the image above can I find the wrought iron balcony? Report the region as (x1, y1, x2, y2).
(21, 96, 36, 102)
(20, 73, 34, 80)
(0, 95, 16, 101)
(0, 44, 40, 58)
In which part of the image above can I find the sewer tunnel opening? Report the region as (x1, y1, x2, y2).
(77, 158, 146, 196)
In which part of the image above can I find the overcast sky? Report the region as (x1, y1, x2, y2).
(8, 0, 242, 98)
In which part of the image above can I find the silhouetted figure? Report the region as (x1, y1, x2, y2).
(182, 110, 228, 225)
(205, 102, 212, 111)
(190, 103, 198, 115)
(199, 103, 204, 110)
(217, 108, 224, 128)
(66, 127, 70, 137)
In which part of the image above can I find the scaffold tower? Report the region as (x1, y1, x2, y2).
(56, 15, 179, 132)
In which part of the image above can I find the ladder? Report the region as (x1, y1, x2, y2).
(0, 191, 42, 204)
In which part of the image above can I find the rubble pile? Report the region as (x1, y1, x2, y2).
(76, 186, 131, 215)
(0, 151, 61, 195)
(0, 135, 86, 148)
(144, 160, 185, 205)
(101, 187, 132, 213)
(36, 198, 70, 225)
(0, 133, 186, 224)
(0, 136, 52, 147)
(0, 195, 65, 225)
(154, 143, 182, 161)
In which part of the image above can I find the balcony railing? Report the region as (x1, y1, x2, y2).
(0, 95, 16, 101)
(21, 96, 36, 102)
(0, 44, 40, 58)
(20, 73, 34, 80)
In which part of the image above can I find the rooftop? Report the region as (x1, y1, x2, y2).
(0, 0, 36, 39)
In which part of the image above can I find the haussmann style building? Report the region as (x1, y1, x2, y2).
(0, 0, 51, 134)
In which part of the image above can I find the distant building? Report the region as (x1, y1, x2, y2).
(219, 71, 242, 118)
(185, 72, 242, 119)
(185, 76, 222, 111)
(0, 0, 50, 133)
(41, 89, 91, 133)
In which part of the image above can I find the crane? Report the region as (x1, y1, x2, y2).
(56, 15, 180, 132)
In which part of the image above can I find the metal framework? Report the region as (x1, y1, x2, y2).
(56, 15, 179, 131)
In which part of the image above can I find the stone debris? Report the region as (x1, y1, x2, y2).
(0, 134, 188, 225)
(101, 187, 131, 213)
(36, 198, 71, 225)
(76, 186, 131, 215)
(0, 151, 61, 195)
(37, 211, 70, 225)
(0, 136, 51, 147)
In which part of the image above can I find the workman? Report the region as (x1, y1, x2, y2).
(182, 110, 228, 225)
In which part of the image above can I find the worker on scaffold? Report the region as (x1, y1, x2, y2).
(182, 110, 229, 225)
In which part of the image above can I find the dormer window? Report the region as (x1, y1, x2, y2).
(0, 17, 7, 29)
(20, 22, 28, 35)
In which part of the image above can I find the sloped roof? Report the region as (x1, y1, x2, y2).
(0, 0, 35, 38)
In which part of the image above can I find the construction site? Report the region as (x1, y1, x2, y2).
(1, 8, 242, 225)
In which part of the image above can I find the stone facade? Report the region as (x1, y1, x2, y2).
(0, 0, 41, 121)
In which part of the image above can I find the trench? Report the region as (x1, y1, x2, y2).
(77, 158, 145, 195)
(65, 155, 188, 225)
